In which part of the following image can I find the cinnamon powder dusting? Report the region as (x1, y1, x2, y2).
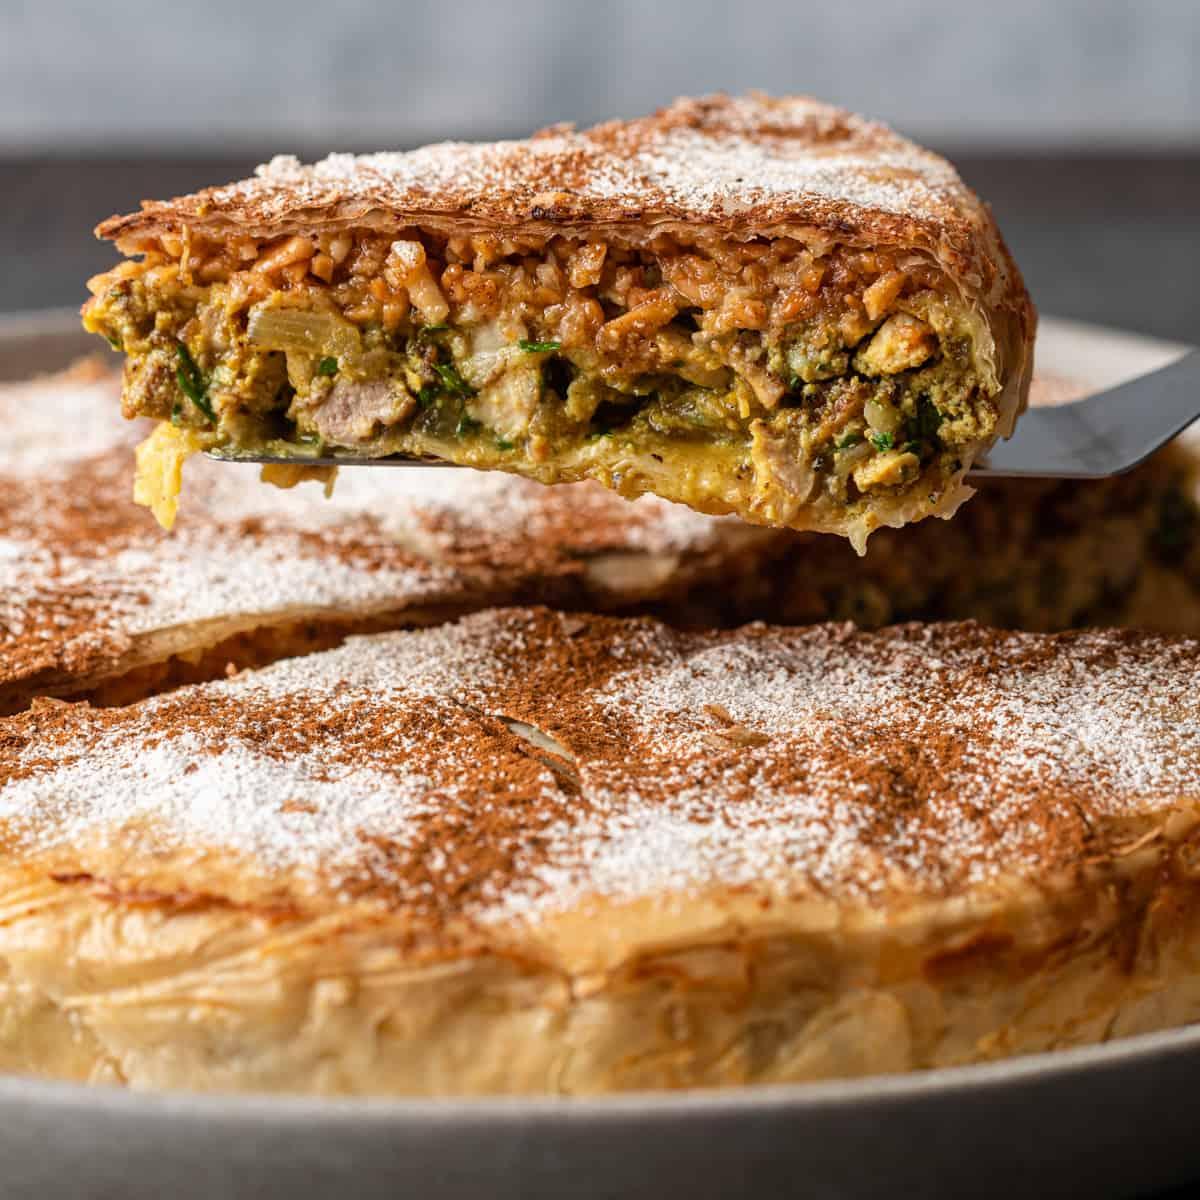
(2, 609, 1198, 930)
(101, 94, 987, 260)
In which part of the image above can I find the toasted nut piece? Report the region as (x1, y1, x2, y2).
(253, 235, 315, 275)
(862, 269, 906, 320)
(567, 242, 608, 288)
(1165, 808, 1200, 842)
(596, 296, 678, 353)
(855, 313, 937, 376)
(387, 239, 427, 272)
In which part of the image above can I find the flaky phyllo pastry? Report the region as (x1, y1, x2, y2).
(3, 611, 1200, 1095)
(83, 94, 1034, 547)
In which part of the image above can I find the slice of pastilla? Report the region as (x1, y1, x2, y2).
(82, 93, 1035, 549)
(1, 609, 1199, 1095)
(0, 364, 773, 713)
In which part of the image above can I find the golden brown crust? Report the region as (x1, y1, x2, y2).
(96, 95, 1015, 281)
(2, 611, 1200, 1094)
(4, 609, 1199, 931)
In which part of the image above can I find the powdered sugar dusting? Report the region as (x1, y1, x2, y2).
(4, 610, 1198, 926)
(0, 363, 137, 473)
(618, 131, 957, 221)
(252, 117, 956, 227)
(110, 94, 982, 244)
(0, 734, 435, 868)
(555, 621, 1199, 907)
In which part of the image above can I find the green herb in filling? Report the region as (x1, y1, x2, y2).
(88, 262, 996, 533)
(915, 396, 943, 443)
(174, 343, 216, 423)
(434, 361, 475, 398)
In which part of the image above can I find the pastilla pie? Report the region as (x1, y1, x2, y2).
(82, 93, 1034, 548)
(1, 609, 1198, 1095)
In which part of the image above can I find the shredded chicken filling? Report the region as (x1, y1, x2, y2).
(84, 228, 997, 532)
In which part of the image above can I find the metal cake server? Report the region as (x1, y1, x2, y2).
(206, 349, 1200, 481)
(972, 348, 1200, 479)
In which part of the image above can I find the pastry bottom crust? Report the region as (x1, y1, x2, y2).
(2, 825, 1198, 1096)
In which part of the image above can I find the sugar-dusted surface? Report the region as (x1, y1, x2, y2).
(249, 96, 959, 225)
(97, 94, 996, 263)
(3, 609, 1198, 926)
(0, 365, 767, 696)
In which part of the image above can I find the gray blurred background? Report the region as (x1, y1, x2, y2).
(3, 0, 1199, 340)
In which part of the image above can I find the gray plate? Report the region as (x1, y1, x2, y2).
(1, 310, 1196, 1200)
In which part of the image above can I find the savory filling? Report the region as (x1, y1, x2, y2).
(84, 226, 999, 545)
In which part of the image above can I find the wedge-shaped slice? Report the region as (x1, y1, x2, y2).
(83, 93, 1034, 549)
(2, 610, 1200, 1095)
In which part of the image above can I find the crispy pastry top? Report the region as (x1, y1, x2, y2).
(96, 94, 1024, 304)
(93, 93, 1036, 446)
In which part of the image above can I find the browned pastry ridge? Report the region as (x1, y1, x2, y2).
(83, 93, 1034, 546)
(1, 609, 1199, 1094)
